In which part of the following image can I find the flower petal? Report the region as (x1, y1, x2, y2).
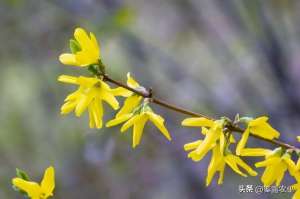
(106, 114, 133, 127)
(41, 166, 55, 197)
(182, 117, 214, 127)
(236, 128, 250, 155)
(147, 112, 171, 141)
(12, 178, 41, 198)
(127, 73, 140, 88)
(59, 54, 78, 66)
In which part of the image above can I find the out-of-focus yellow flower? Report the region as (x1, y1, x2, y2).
(106, 105, 171, 148)
(205, 143, 257, 186)
(58, 75, 119, 128)
(255, 148, 296, 186)
(297, 136, 300, 142)
(236, 116, 280, 155)
(12, 166, 55, 199)
(59, 27, 100, 67)
(111, 73, 143, 117)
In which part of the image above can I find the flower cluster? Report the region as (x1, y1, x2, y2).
(58, 27, 171, 148)
(47, 27, 300, 199)
(182, 116, 300, 199)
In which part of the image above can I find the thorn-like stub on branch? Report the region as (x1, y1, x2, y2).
(148, 87, 153, 98)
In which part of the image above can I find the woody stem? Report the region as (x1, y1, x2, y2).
(102, 74, 299, 151)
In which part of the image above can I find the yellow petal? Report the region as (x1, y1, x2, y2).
(234, 156, 257, 176)
(74, 28, 91, 51)
(116, 95, 142, 117)
(75, 92, 94, 116)
(127, 73, 140, 88)
(219, 132, 225, 155)
(293, 189, 300, 199)
(106, 114, 133, 127)
(282, 154, 297, 174)
(217, 163, 225, 185)
(60, 101, 77, 115)
(261, 165, 277, 186)
(192, 125, 221, 162)
(255, 157, 281, 168)
(224, 155, 247, 177)
(120, 115, 140, 133)
(147, 112, 171, 141)
(206, 144, 223, 186)
(75, 50, 96, 66)
(110, 87, 132, 97)
(249, 116, 269, 126)
(250, 123, 280, 139)
(183, 140, 202, 151)
(77, 76, 99, 87)
(236, 128, 250, 155)
(132, 114, 148, 148)
(59, 54, 79, 66)
(40, 166, 55, 197)
(201, 127, 209, 135)
(275, 163, 287, 186)
(89, 100, 103, 129)
(296, 158, 300, 170)
(239, 148, 272, 157)
(229, 134, 236, 143)
(57, 75, 78, 84)
(88, 106, 95, 128)
(100, 91, 119, 111)
(89, 32, 100, 57)
(181, 117, 214, 127)
(12, 178, 41, 198)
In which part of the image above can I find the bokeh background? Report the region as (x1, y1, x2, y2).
(1, 0, 300, 198)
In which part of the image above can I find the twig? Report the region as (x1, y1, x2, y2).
(102, 74, 299, 151)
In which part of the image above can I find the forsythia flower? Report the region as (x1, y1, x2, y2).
(111, 73, 143, 117)
(206, 143, 257, 186)
(236, 116, 280, 155)
(107, 73, 171, 148)
(255, 148, 297, 186)
(12, 166, 55, 199)
(106, 105, 171, 148)
(58, 75, 119, 128)
(59, 27, 100, 67)
(182, 117, 224, 161)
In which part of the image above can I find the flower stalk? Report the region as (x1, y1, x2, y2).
(100, 72, 299, 152)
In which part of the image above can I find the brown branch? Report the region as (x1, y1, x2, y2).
(103, 74, 299, 151)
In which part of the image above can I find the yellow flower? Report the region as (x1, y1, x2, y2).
(255, 148, 297, 186)
(12, 166, 55, 199)
(59, 27, 100, 67)
(182, 118, 225, 162)
(58, 75, 119, 128)
(292, 183, 300, 199)
(111, 73, 143, 117)
(206, 143, 257, 186)
(236, 116, 280, 155)
(297, 136, 300, 142)
(106, 106, 171, 148)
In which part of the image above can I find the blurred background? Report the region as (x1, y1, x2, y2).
(0, 0, 300, 198)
